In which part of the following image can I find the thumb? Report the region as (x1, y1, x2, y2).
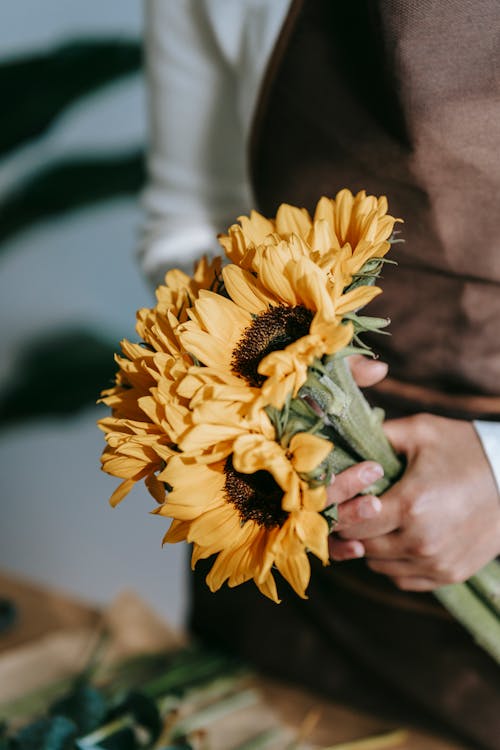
(348, 355, 388, 387)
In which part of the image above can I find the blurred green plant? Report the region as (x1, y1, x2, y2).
(0, 150, 144, 247)
(0, 39, 141, 155)
(0, 329, 118, 426)
(0, 37, 144, 429)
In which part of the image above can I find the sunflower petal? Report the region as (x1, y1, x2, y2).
(163, 519, 190, 544)
(187, 504, 243, 547)
(256, 573, 280, 603)
(289, 432, 332, 473)
(276, 204, 312, 237)
(276, 543, 311, 599)
(295, 510, 330, 564)
(238, 211, 275, 245)
(109, 478, 136, 507)
(222, 264, 276, 313)
(336, 285, 382, 315)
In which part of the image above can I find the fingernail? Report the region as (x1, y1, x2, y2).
(359, 496, 382, 519)
(360, 463, 384, 484)
(372, 361, 389, 376)
(350, 541, 365, 558)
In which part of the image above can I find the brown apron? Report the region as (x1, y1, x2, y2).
(190, 2, 500, 747)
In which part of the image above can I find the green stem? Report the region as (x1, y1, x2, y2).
(143, 653, 240, 699)
(232, 728, 287, 750)
(468, 559, 500, 617)
(303, 353, 500, 667)
(434, 583, 500, 664)
(303, 355, 403, 492)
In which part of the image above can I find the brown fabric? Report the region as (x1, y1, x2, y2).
(369, 376, 500, 421)
(191, 558, 492, 749)
(250, 0, 500, 408)
(191, 3, 500, 750)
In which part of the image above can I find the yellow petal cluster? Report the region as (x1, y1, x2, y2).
(219, 188, 401, 288)
(156, 401, 331, 601)
(180, 247, 374, 409)
(99, 192, 397, 602)
(98, 257, 221, 506)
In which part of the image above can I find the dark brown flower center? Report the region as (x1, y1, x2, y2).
(231, 305, 314, 387)
(224, 457, 288, 529)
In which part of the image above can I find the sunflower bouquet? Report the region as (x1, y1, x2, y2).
(98, 190, 500, 662)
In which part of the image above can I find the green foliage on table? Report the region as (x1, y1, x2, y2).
(0, 645, 246, 750)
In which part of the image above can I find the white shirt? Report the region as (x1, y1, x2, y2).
(139, 0, 290, 286)
(140, 0, 500, 490)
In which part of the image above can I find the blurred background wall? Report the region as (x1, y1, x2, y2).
(0, 1, 188, 627)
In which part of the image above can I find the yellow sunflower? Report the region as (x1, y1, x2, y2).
(98, 342, 180, 507)
(179, 245, 376, 409)
(156, 400, 332, 601)
(98, 257, 221, 506)
(154, 255, 222, 320)
(218, 189, 401, 287)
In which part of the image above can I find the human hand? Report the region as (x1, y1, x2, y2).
(330, 413, 500, 591)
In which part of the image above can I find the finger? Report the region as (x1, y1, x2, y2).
(328, 537, 365, 561)
(326, 462, 384, 505)
(335, 495, 382, 529)
(366, 558, 426, 578)
(348, 355, 388, 387)
(363, 532, 408, 559)
(391, 576, 439, 592)
(337, 494, 401, 539)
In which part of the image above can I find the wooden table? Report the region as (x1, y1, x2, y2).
(0, 571, 467, 749)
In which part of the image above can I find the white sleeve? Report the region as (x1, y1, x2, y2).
(139, 0, 252, 286)
(474, 421, 500, 496)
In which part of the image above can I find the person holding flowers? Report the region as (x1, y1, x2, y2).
(101, 2, 500, 748)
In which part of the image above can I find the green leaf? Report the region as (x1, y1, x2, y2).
(0, 149, 144, 248)
(0, 327, 118, 428)
(50, 683, 108, 735)
(322, 503, 339, 533)
(344, 256, 397, 291)
(342, 313, 390, 335)
(13, 716, 77, 750)
(0, 39, 141, 156)
(280, 397, 323, 447)
(325, 346, 375, 361)
(142, 648, 241, 700)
